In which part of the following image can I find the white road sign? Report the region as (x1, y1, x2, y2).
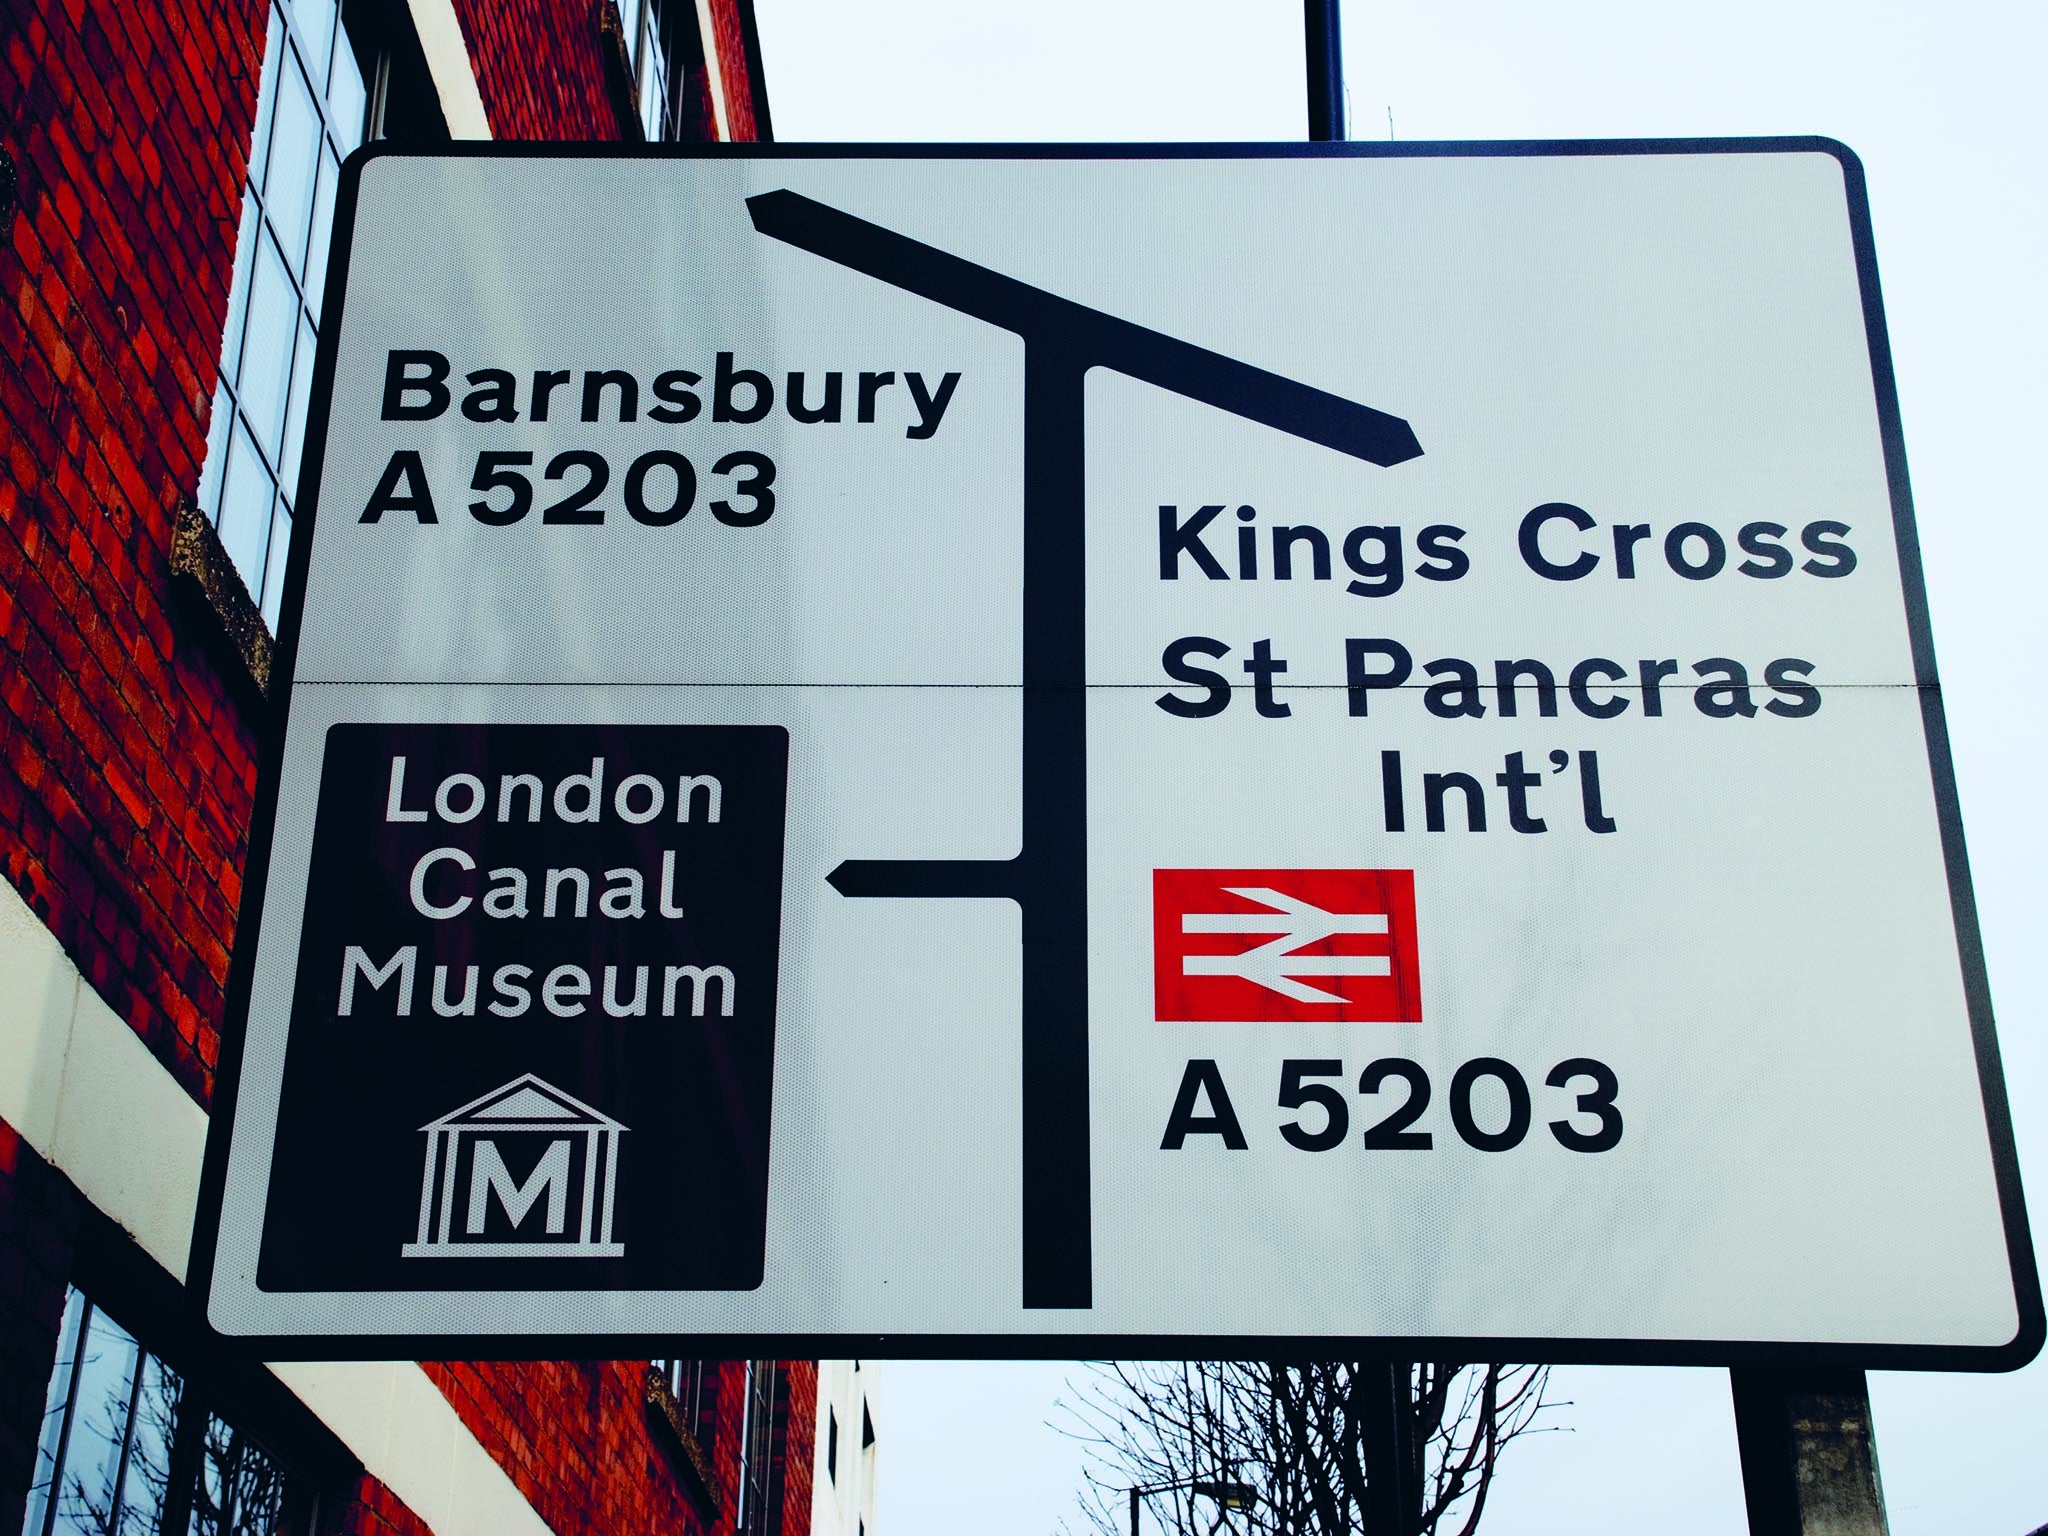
(192, 142, 2041, 1364)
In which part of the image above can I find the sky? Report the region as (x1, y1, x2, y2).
(749, 2, 2048, 1531)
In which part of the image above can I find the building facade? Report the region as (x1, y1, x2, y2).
(0, 0, 856, 1532)
(808, 1361, 878, 1536)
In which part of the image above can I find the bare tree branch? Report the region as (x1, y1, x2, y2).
(1059, 1361, 1556, 1535)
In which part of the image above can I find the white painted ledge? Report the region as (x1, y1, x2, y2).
(406, 0, 493, 139)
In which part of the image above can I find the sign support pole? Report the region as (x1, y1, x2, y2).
(1304, 0, 1345, 141)
(1362, 1362, 1420, 1534)
(1303, 30, 1432, 1518)
(1730, 1368, 1891, 1536)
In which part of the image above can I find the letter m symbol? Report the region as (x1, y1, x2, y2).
(466, 1138, 571, 1235)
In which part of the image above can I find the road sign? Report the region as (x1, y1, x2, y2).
(192, 141, 2040, 1364)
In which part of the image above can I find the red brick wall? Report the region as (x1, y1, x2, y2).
(448, 0, 767, 142)
(421, 1358, 820, 1536)
(336, 1478, 439, 1536)
(1, 0, 264, 1111)
(779, 1359, 818, 1536)
(706, 0, 763, 142)
(426, 1360, 708, 1533)
(449, 0, 621, 141)
(2, 1, 811, 1531)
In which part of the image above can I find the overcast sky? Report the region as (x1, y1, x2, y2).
(750, 2, 2047, 1531)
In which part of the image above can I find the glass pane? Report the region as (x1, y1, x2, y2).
(640, 39, 666, 141)
(48, 1304, 141, 1535)
(261, 505, 291, 630)
(279, 315, 317, 504)
(192, 1416, 290, 1536)
(620, 0, 645, 67)
(22, 1290, 88, 1536)
(191, 1410, 230, 1536)
(302, 146, 338, 322)
(217, 421, 277, 592)
(198, 380, 233, 522)
(291, 0, 337, 95)
(113, 1355, 178, 1536)
(247, 7, 284, 190)
(236, 231, 296, 463)
(262, 46, 321, 277)
(327, 25, 367, 154)
(215, 186, 261, 393)
(233, 1427, 290, 1536)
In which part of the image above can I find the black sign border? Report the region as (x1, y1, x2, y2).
(187, 136, 2043, 1368)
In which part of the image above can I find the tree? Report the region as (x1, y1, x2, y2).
(1062, 1361, 1553, 1536)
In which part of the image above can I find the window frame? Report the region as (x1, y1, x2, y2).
(617, 0, 715, 144)
(196, 0, 448, 635)
(197, 0, 371, 630)
(734, 1359, 779, 1536)
(22, 1287, 323, 1536)
(644, 1358, 721, 1518)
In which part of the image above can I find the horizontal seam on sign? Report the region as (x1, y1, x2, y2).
(284, 679, 1937, 690)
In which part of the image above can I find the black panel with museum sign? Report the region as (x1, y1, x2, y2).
(256, 722, 787, 1292)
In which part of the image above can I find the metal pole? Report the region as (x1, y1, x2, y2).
(1730, 1368, 1891, 1536)
(1361, 1363, 1415, 1534)
(1130, 1484, 1141, 1536)
(1304, 0, 1345, 141)
(1393, 1364, 1421, 1531)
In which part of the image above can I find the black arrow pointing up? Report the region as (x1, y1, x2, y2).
(750, 186, 1423, 1310)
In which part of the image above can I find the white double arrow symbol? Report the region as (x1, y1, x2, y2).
(1182, 887, 1390, 1004)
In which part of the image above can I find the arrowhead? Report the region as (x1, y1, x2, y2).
(1242, 963, 1350, 1006)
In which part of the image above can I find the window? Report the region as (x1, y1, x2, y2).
(654, 1359, 712, 1443)
(618, 0, 717, 142)
(21, 1288, 316, 1536)
(644, 1357, 721, 1517)
(645, 1358, 781, 1526)
(825, 1407, 837, 1485)
(733, 1360, 780, 1536)
(197, 0, 446, 628)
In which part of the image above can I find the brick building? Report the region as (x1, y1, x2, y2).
(0, 0, 860, 1531)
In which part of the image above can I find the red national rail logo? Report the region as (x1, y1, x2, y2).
(1152, 870, 1422, 1022)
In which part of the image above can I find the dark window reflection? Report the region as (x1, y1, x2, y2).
(20, 1290, 310, 1536)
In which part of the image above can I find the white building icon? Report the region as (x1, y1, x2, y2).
(402, 1073, 626, 1259)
